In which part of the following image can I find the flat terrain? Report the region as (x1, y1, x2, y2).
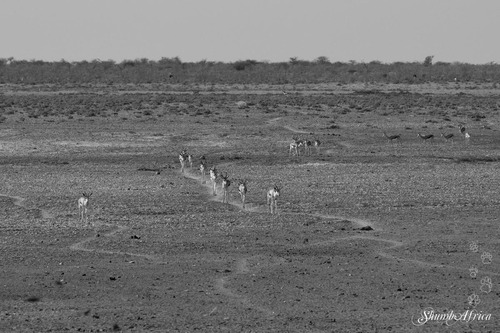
(1, 82, 499, 332)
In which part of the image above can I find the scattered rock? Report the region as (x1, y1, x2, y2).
(25, 296, 40, 302)
(359, 226, 374, 231)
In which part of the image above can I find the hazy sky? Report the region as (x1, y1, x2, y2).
(1, 0, 498, 64)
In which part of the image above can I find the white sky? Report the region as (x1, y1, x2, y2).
(1, 0, 498, 64)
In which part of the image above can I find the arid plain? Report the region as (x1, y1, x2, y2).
(1, 82, 500, 332)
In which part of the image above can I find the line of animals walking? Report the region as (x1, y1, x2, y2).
(383, 124, 471, 143)
(175, 125, 471, 215)
(178, 150, 281, 214)
(77, 124, 472, 225)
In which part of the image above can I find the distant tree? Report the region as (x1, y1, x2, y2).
(423, 55, 434, 67)
(314, 56, 330, 64)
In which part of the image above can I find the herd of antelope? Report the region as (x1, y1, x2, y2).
(177, 149, 281, 214)
(78, 125, 472, 222)
(289, 137, 321, 156)
(383, 124, 471, 144)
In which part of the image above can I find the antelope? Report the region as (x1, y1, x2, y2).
(209, 166, 218, 196)
(220, 172, 231, 204)
(441, 133, 454, 142)
(296, 140, 305, 155)
(459, 125, 466, 135)
(78, 192, 92, 224)
(238, 180, 248, 209)
(313, 139, 321, 154)
(383, 132, 401, 143)
(178, 150, 188, 173)
(464, 132, 471, 143)
(199, 160, 207, 180)
(267, 186, 281, 214)
(289, 137, 300, 156)
(417, 133, 434, 142)
(302, 140, 313, 155)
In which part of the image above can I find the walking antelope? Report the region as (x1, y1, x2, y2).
(199, 160, 207, 180)
(209, 166, 218, 196)
(220, 172, 231, 204)
(383, 132, 401, 143)
(267, 186, 281, 214)
(417, 133, 434, 142)
(313, 139, 321, 154)
(78, 192, 92, 224)
(441, 133, 454, 142)
(238, 180, 248, 209)
(178, 150, 188, 173)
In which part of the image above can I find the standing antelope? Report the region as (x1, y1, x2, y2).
(464, 132, 471, 143)
(302, 140, 313, 155)
(209, 166, 218, 196)
(238, 180, 248, 209)
(267, 186, 281, 214)
(78, 192, 92, 224)
(459, 125, 471, 141)
(459, 125, 466, 135)
(296, 140, 305, 155)
(178, 150, 188, 173)
(313, 139, 321, 154)
(220, 172, 231, 204)
(289, 138, 299, 156)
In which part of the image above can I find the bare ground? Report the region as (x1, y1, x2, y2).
(1, 83, 500, 332)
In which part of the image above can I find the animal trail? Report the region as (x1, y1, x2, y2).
(0, 194, 55, 219)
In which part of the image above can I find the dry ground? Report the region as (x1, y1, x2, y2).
(1, 82, 500, 332)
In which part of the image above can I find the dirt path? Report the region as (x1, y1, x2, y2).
(0, 193, 55, 219)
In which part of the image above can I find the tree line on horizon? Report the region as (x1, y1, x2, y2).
(0, 56, 499, 85)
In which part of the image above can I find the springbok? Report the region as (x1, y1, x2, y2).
(209, 166, 218, 196)
(313, 139, 321, 154)
(178, 150, 188, 173)
(289, 137, 302, 156)
(238, 180, 247, 209)
(199, 161, 207, 180)
(78, 192, 92, 224)
(383, 132, 401, 143)
(267, 186, 281, 214)
(417, 133, 434, 142)
(220, 172, 231, 204)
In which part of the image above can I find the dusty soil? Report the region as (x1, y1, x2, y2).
(1, 83, 499, 332)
